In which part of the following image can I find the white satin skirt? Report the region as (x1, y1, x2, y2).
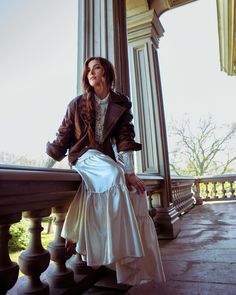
(61, 149, 165, 285)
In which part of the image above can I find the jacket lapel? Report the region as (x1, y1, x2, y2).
(102, 92, 126, 142)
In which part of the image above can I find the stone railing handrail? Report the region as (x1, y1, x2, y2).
(0, 164, 77, 173)
(0, 168, 81, 181)
(196, 174, 236, 182)
(171, 176, 195, 180)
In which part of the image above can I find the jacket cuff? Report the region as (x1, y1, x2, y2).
(117, 141, 142, 152)
(46, 142, 66, 161)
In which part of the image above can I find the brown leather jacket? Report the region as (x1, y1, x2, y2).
(46, 91, 142, 165)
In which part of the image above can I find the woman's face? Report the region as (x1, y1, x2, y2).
(87, 59, 106, 88)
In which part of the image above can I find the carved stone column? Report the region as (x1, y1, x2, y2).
(77, 0, 130, 95)
(127, 8, 180, 238)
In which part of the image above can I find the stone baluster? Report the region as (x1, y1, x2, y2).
(67, 253, 92, 275)
(229, 181, 235, 198)
(0, 214, 21, 295)
(18, 209, 51, 295)
(213, 182, 218, 199)
(46, 206, 74, 288)
(193, 180, 203, 205)
(205, 183, 210, 200)
(221, 182, 227, 198)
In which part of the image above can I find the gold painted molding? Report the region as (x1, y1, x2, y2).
(126, 0, 149, 17)
(127, 8, 164, 43)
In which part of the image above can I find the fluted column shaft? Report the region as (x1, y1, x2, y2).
(127, 8, 180, 238)
(77, 0, 130, 95)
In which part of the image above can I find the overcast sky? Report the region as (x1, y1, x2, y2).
(159, 0, 235, 127)
(0, 0, 78, 160)
(0, 0, 235, 163)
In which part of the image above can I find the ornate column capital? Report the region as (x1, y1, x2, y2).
(127, 9, 164, 47)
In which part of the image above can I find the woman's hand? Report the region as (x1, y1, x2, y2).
(125, 173, 145, 194)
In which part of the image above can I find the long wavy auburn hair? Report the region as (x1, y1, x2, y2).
(80, 57, 116, 145)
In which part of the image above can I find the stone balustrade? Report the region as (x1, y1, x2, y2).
(194, 174, 236, 202)
(171, 176, 195, 215)
(0, 165, 80, 294)
(0, 165, 195, 294)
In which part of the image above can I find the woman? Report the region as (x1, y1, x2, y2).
(46, 57, 165, 285)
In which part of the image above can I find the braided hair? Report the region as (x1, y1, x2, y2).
(81, 57, 116, 144)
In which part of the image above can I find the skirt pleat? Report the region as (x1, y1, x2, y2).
(61, 149, 165, 285)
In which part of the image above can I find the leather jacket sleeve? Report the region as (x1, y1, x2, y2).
(46, 101, 75, 161)
(114, 97, 142, 152)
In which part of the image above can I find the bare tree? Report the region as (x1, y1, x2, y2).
(0, 152, 38, 166)
(0, 151, 68, 169)
(168, 116, 236, 176)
